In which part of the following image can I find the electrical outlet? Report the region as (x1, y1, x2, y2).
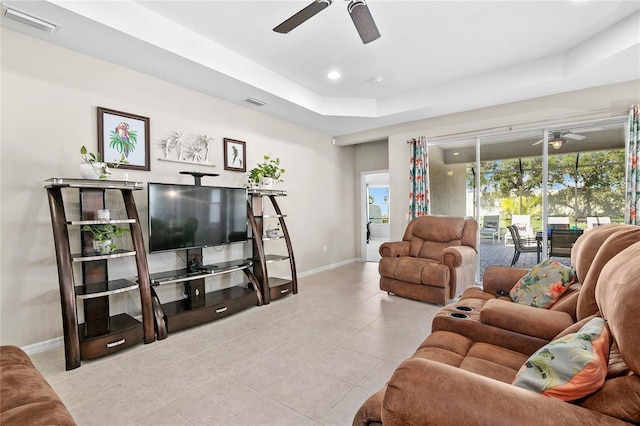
(323, 245, 327, 252)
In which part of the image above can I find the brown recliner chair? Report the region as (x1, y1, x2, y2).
(378, 215, 478, 305)
(354, 239, 640, 425)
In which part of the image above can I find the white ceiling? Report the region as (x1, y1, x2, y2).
(2, 1, 639, 138)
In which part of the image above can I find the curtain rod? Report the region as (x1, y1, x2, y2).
(416, 108, 629, 145)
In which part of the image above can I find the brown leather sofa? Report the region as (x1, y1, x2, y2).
(0, 345, 75, 425)
(355, 226, 640, 425)
(432, 224, 640, 354)
(378, 215, 478, 305)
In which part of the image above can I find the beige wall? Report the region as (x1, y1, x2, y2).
(0, 29, 356, 348)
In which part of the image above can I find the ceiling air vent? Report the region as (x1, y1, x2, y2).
(4, 8, 58, 33)
(246, 97, 267, 107)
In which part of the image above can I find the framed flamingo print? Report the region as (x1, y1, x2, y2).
(97, 107, 150, 171)
(224, 138, 246, 172)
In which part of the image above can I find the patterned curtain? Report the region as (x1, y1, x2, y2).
(626, 104, 639, 225)
(408, 136, 430, 219)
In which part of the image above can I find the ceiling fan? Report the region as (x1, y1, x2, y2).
(532, 131, 587, 150)
(273, 0, 381, 44)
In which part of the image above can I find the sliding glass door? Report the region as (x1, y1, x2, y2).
(432, 117, 627, 282)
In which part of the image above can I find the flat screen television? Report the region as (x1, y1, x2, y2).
(148, 183, 248, 253)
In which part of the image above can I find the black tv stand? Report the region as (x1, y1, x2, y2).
(148, 248, 262, 338)
(179, 171, 220, 186)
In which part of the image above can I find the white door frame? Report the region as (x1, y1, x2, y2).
(361, 169, 389, 262)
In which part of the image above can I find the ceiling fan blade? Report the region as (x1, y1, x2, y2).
(532, 139, 543, 146)
(348, 0, 380, 44)
(564, 133, 586, 141)
(273, 0, 332, 34)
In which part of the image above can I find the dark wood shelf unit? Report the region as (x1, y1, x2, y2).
(45, 178, 155, 370)
(247, 189, 297, 304)
(160, 286, 257, 333)
(78, 313, 143, 360)
(148, 254, 262, 338)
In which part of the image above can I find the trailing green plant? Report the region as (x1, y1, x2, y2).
(80, 145, 128, 179)
(247, 155, 285, 187)
(82, 224, 130, 252)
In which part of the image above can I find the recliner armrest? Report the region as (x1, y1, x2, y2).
(441, 245, 476, 267)
(480, 299, 575, 341)
(379, 241, 409, 258)
(482, 265, 529, 296)
(382, 357, 621, 426)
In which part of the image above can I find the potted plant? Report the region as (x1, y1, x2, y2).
(80, 146, 128, 180)
(247, 155, 285, 189)
(82, 224, 130, 254)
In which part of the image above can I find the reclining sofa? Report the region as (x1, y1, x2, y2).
(355, 224, 640, 425)
(0, 345, 75, 425)
(432, 223, 640, 354)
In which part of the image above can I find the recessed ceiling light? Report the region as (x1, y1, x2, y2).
(327, 70, 341, 80)
(369, 77, 383, 83)
(452, 152, 460, 156)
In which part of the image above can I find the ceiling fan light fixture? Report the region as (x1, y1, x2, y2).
(549, 132, 566, 149)
(550, 139, 564, 150)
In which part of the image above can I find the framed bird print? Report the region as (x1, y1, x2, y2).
(223, 138, 246, 172)
(97, 107, 150, 171)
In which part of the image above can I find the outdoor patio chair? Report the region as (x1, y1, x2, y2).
(506, 225, 541, 266)
(549, 228, 584, 258)
(548, 216, 570, 229)
(479, 215, 500, 244)
(586, 216, 611, 229)
(504, 214, 532, 245)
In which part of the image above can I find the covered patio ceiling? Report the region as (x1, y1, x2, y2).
(441, 120, 626, 165)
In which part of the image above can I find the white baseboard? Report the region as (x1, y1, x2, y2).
(298, 258, 357, 277)
(22, 336, 63, 356)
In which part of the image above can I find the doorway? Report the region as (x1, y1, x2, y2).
(362, 170, 390, 262)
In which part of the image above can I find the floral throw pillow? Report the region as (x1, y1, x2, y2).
(512, 317, 611, 401)
(509, 259, 577, 308)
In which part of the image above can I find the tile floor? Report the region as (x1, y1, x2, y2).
(30, 262, 443, 425)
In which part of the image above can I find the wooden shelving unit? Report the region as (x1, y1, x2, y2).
(247, 189, 297, 304)
(45, 178, 155, 370)
(148, 255, 262, 338)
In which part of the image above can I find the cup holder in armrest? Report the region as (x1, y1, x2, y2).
(454, 305, 473, 312)
(449, 312, 468, 319)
